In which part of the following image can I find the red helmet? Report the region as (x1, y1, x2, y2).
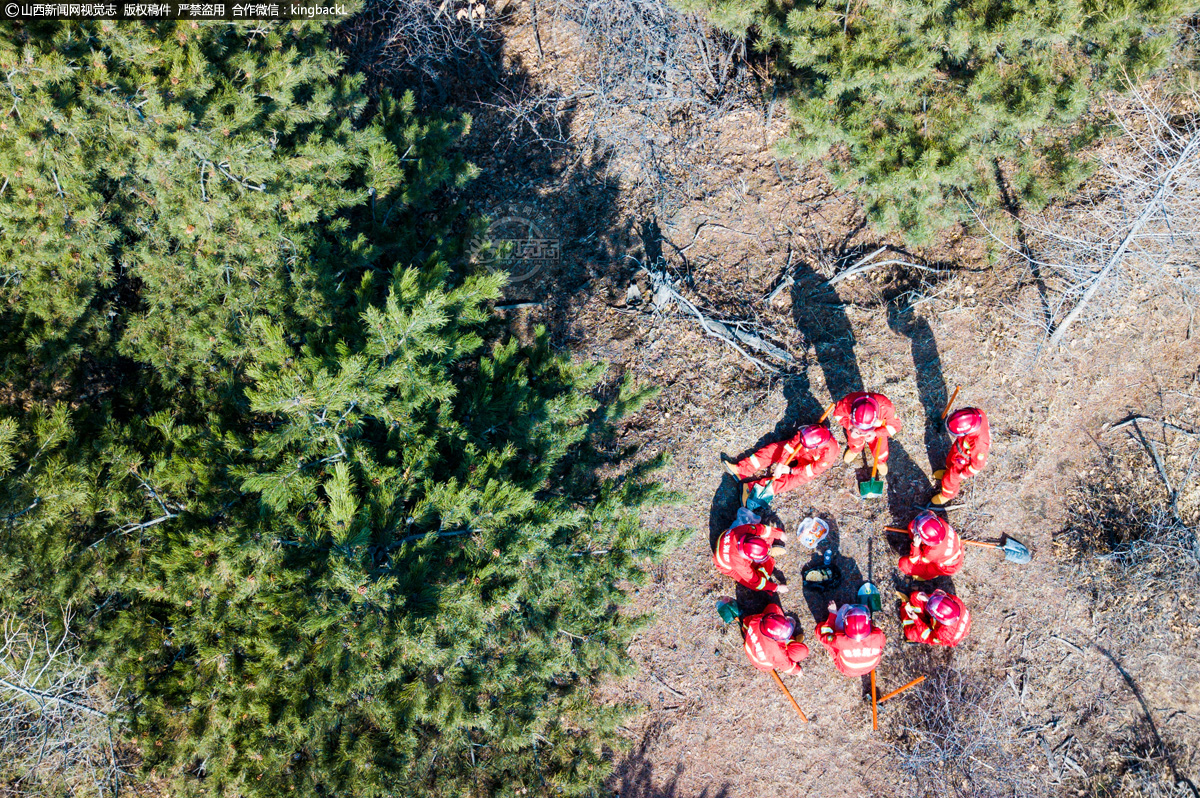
(947, 408, 984, 437)
(927, 590, 961, 626)
(798, 425, 832, 449)
(850, 396, 879, 431)
(842, 605, 872, 641)
(911, 511, 948, 546)
(761, 613, 795, 642)
(739, 535, 770, 563)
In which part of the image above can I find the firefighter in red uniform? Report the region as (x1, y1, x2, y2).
(816, 601, 886, 677)
(831, 392, 901, 475)
(713, 512, 790, 593)
(725, 425, 840, 511)
(743, 605, 809, 674)
(932, 408, 991, 506)
(897, 510, 964, 581)
(900, 589, 972, 647)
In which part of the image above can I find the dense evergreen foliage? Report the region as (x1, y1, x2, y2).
(0, 20, 684, 797)
(681, 0, 1191, 241)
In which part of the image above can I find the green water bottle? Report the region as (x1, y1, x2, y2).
(716, 596, 740, 625)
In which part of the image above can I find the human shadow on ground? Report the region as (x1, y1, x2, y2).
(887, 299, 952, 472)
(993, 161, 1054, 334)
(882, 439, 934, 544)
(777, 263, 867, 440)
(609, 720, 733, 798)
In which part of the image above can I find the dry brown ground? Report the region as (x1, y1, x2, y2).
(465, 6, 1200, 797)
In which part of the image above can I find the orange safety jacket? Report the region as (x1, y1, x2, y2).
(743, 605, 809, 674)
(832, 392, 902, 453)
(898, 522, 965, 580)
(901, 591, 972, 647)
(713, 523, 785, 592)
(941, 414, 992, 498)
(735, 433, 840, 494)
(815, 612, 886, 677)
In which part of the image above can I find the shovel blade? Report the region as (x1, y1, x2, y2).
(858, 479, 884, 498)
(1002, 537, 1032, 564)
(857, 582, 882, 613)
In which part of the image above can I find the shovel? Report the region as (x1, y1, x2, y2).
(963, 535, 1033, 564)
(885, 525, 1032, 564)
(857, 538, 882, 613)
(870, 668, 878, 731)
(858, 437, 884, 498)
(770, 669, 810, 723)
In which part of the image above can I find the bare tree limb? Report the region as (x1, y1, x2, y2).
(0, 677, 108, 720)
(1044, 130, 1200, 352)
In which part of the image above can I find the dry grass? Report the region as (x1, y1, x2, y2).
(1055, 430, 1200, 798)
(880, 667, 1046, 798)
(1057, 439, 1200, 644)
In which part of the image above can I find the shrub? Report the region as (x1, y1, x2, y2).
(679, 0, 1190, 242)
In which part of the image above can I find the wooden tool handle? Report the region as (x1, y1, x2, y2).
(818, 402, 835, 424)
(869, 436, 881, 480)
(884, 526, 908, 534)
(941, 385, 962, 420)
(870, 669, 878, 731)
(770, 669, 809, 723)
(878, 675, 927, 703)
(962, 539, 1001, 549)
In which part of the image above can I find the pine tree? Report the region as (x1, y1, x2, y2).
(679, 0, 1188, 242)
(0, 20, 685, 797)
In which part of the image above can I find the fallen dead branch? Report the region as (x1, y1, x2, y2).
(1105, 415, 1200, 438)
(995, 86, 1200, 353)
(636, 264, 793, 371)
(1044, 129, 1200, 352)
(333, 0, 499, 100)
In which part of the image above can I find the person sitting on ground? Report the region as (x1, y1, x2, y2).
(723, 425, 840, 511)
(816, 601, 886, 677)
(831, 391, 901, 475)
(900, 589, 972, 647)
(897, 510, 964, 581)
(713, 507, 789, 593)
(931, 407, 991, 506)
(743, 604, 809, 674)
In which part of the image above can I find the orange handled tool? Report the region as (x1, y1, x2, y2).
(870, 669, 878, 730)
(878, 675, 927, 703)
(818, 402, 835, 424)
(941, 385, 961, 420)
(770, 669, 809, 723)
